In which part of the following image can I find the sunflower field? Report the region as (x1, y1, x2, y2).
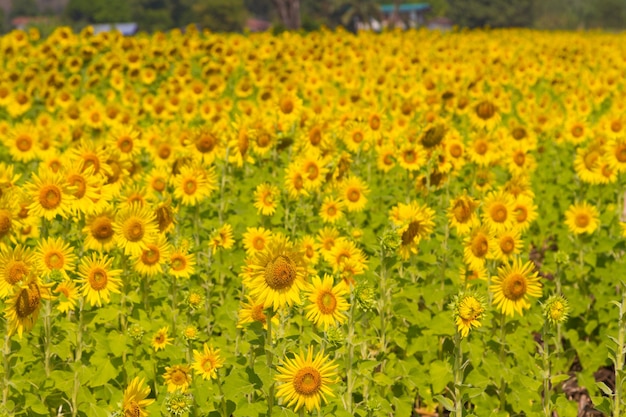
(1, 25, 626, 417)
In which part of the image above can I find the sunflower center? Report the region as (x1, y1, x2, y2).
(500, 236, 515, 254)
(264, 255, 297, 290)
(91, 217, 114, 241)
(347, 188, 360, 202)
(39, 185, 62, 210)
(474, 140, 488, 155)
(327, 205, 337, 216)
(459, 297, 483, 320)
(0, 210, 11, 236)
(611, 121, 623, 133)
(68, 174, 86, 199)
(514, 206, 528, 222)
(490, 203, 507, 223)
(16, 288, 38, 318)
(251, 304, 266, 323)
(513, 151, 525, 167)
(170, 254, 187, 271)
(476, 101, 496, 120)
(196, 134, 216, 153)
(403, 149, 417, 163)
(615, 145, 626, 163)
(369, 115, 381, 130)
(317, 290, 337, 314)
(117, 136, 133, 153)
(502, 273, 527, 301)
(471, 235, 488, 257)
(252, 237, 266, 251)
(89, 268, 108, 291)
(157, 144, 171, 159)
(45, 252, 64, 269)
(7, 261, 29, 285)
(280, 97, 294, 114)
(401, 221, 421, 245)
(306, 163, 319, 180)
(575, 213, 590, 228)
(141, 246, 160, 265)
(449, 143, 463, 158)
(171, 369, 187, 385)
(512, 127, 527, 140)
(152, 177, 166, 192)
(124, 218, 145, 242)
(571, 125, 584, 138)
(453, 201, 471, 223)
(183, 179, 198, 195)
(257, 132, 271, 148)
(352, 132, 363, 144)
(309, 128, 322, 146)
(124, 401, 141, 417)
(293, 367, 322, 396)
(16, 134, 33, 152)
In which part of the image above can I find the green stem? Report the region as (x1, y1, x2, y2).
(217, 373, 228, 417)
(267, 309, 274, 417)
(498, 313, 507, 412)
(542, 321, 552, 417)
(43, 300, 52, 377)
(614, 288, 626, 417)
(2, 332, 10, 412)
(71, 300, 84, 417)
(345, 290, 356, 413)
(378, 245, 389, 372)
(171, 277, 178, 335)
(454, 332, 463, 417)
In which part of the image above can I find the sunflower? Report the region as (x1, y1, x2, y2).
(390, 201, 436, 259)
(122, 377, 155, 417)
(209, 224, 235, 251)
(564, 202, 599, 235)
(4, 275, 52, 338)
(64, 161, 104, 216)
(447, 193, 480, 235)
(341, 176, 369, 212)
(299, 235, 320, 268)
(172, 164, 217, 207)
(284, 163, 309, 200)
(25, 168, 76, 220)
(275, 346, 338, 413)
(242, 233, 307, 311)
(132, 234, 171, 277)
(397, 144, 425, 171)
(36, 237, 76, 279)
(254, 183, 280, 216)
(152, 326, 173, 351)
(451, 293, 485, 338)
(237, 296, 279, 329)
(169, 247, 196, 279)
(77, 253, 122, 307)
(463, 225, 495, 271)
(53, 280, 78, 313)
(304, 275, 349, 330)
(481, 190, 516, 233)
(110, 125, 141, 160)
(192, 343, 225, 380)
(490, 258, 542, 317)
(113, 203, 159, 256)
(319, 196, 344, 224)
(5, 123, 39, 163)
(163, 365, 192, 393)
(493, 228, 523, 262)
(83, 211, 116, 252)
(242, 227, 272, 255)
(0, 245, 37, 299)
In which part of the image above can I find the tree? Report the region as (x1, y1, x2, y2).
(331, 0, 383, 31)
(192, 0, 246, 32)
(11, 0, 39, 17)
(447, 0, 533, 28)
(271, 0, 300, 29)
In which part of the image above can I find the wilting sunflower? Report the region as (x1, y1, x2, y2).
(163, 365, 192, 393)
(122, 377, 155, 417)
(451, 293, 486, 338)
(113, 203, 159, 256)
(242, 233, 307, 311)
(77, 253, 122, 307)
(152, 326, 173, 351)
(275, 346, 338, 413)
(83, 211, 117, 252)
(4, 275, 52, 338)
(564, 202, 599, 235)
(254, 183, 280, 216)
(192, 343, 225, 380)
(25, 168, 76, 220)
(36, 237, 76, 279)
(490, 258, 542, 317)
(304, 275, 349, 330)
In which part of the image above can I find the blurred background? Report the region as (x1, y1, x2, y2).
(0, 0, 625, 35)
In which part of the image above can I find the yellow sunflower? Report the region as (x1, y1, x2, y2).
(481, 190, 516, 233)
(451, 293, 485, 338)
(275, 346, 338, 413)
(192, 343, 225, 380)
(254, 183, 280, 216)
(77, 253, 122, 307)
(447, 193, 480, 235)
(304, 275, 349, 330)
(26, 168, 76, 220)
(341, 176, 369, 212)
(53, 280, 78, 313)
(4, 275, 52, 338)
(83, 211, 117, 252)
(132, 234, 171, 277)
(242, 227, 272, 255)
(163, 365, 192, 393)
(168, 247, 196, 279)
(35, 237, 76, 279)
(172, 164, 217, 207)
(242, 233, 307, 311)
(463, 225, 495, 271)
(152, 326, 173, 351)
(319, 196, 344, 224)
(113, 203, 159, 256)
(490, 258, 542, 317)
(237, 296, 279, 329)
(564, 202, 599, 235)
(122, 377, 155, 417)
(0, 245, 37, 299)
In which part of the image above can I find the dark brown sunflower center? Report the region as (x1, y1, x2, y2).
(502, 273, 527, 301)
(264, 255, 297, 290)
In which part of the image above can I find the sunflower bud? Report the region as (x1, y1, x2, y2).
(354, 284, 376, 312)
(450, 292, 486, 338)
(165, 392, 193, 416)
(543, 295, 569, 326)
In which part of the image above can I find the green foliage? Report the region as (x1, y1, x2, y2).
(447, 0, 533, 28)
(10, 0, 39, 17)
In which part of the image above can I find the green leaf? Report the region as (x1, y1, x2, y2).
(433, 394, 455, 412)
(596, 381, 614, 397)
(429, 360, 452, 393)
(87, 360, 117, 387)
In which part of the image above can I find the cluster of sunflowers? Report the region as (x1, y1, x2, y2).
(1, 24, 626, 416)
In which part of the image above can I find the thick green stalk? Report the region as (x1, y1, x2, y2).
(453, 332, 463, 417)
(498, 314, 507, 412)
(614, 289, 626, 417)
(71, 300, 84, 417)
(542, 322, 552, 417)
(2, 332, 10, 412)
(345, 290, 356, 413)
(267, 309, 274, 417)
